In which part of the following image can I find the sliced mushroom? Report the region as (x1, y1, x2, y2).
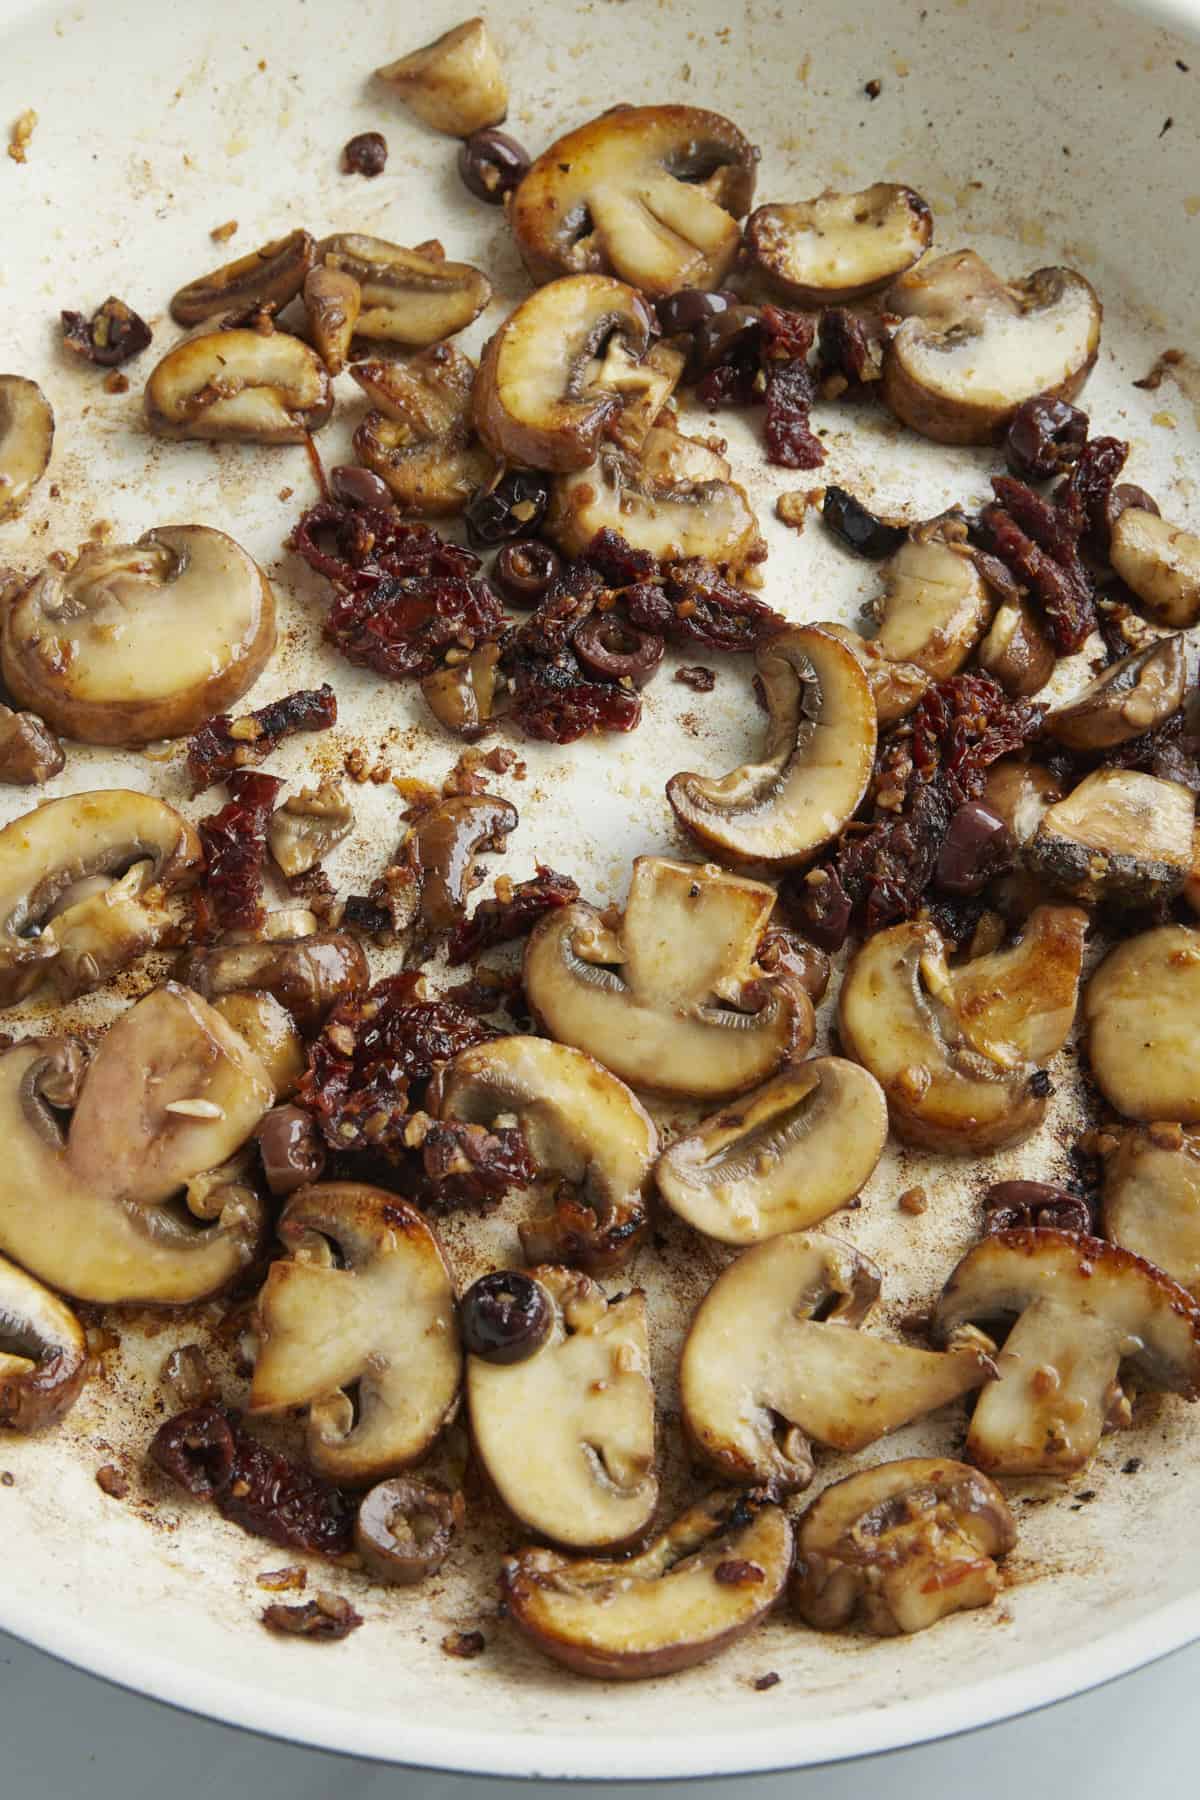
(545, 421, 759, 572)
(0, 708, 64, 785)
(0, 789, 201, 1006)
(0, 1253, 88, 1432)
(144, 329, 332, 442)
(511, 105, 757, 296)
(250, 1182, 461, 1485)
(1100, 1126, 1200, 1299)
(169, 229, 316, 326)
(1109, 508, 1200, 628)
(980, 759, 1064, 846)
(667, 625, 877, 866)
(840, 907, 1086, 1153)
(438, 1034, 657, 1271)
(317, 234, 491, 349)
(656, 1056, 888, 1245)
(524, 856, 814, 1099)
(473, 274, 655, 471)
(302, 266, 361, 377)
(1048, 636, 1185, 751)
(681, 1233, 993, 1492)
(1084, 924, 1200, 1121)
(873, 527, 993, 680)
(977, 595, 1056, 697)
(467, 1265, 656, 1548)
(881, 250, 1102, 445)
(178, 932, 369, 1035)
(597, 339, 687, 456)
(414, 794, 517, 933)
(1028, 768, 1194, 906)
(376, 18, 507, 137)
(212, 991, 305, 1099)
(351, 346, 492, 516)
(2, 527, 276, 745)
(745, 184, 931, 305)
(267, 782, 354, 880)
(0, 985, 270, 1302)
(933, 1228, 1200, 1475)
(818, 622, 930, 726)
(502, 1490, 790, 1680)
(421, 642, 502, 739)
(791, 1458, 1016, 1636)
(0, 376, 54, 523)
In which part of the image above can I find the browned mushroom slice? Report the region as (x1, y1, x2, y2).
(0, 376, 54, 523)
(546, 421, 759, 572)
(817, 623, 930, 725)
(169, 229, 316, 326)
(178, 932, 369, 1035)
(2, 527, 276, 745)
(881, 250, 1102, 445)
(0, 708, 64, 784)
(438, 1034, 657, 1271)
(502, 1490, 790, 1680)
(145, 329, 332, 442)
(473, 274, 655, 471)
(656, 1057, 888, 1244)
(0, 1253, 88, 1432)
(1029, 768, 1194, 906)
(351, 345, 492, 516)
(420, 643, 502, 740)
(0, 984, 271, 1303)
(933, 1228, 1200, 1476)
(840, 907, 1086, 1153)
(0, 789, 202, 1006)
(318, 234, 491, 349)
(977, 595, 1056, 697)
(981, 759, 1063, 846)
(1100, 1126, 1200, 1299)
(413, 794, 517, 932)
(303, 266, 361, 377)
(668, 625, 876, 867)
(873, 527, 993, 680)
(377, 18, 507, 137)
(745, 184, 931, 305)
(1047, 636, 1185, 751)
(791, 1458, 1017, 1636)
(250, 1183, 461, 1485)
(212, 991, 305, 1100)
(511, 105, 757, 295)
(467, 1265, 656, 1548)
(267, 782, 354, 880)
(524, 856, 814, 1099)
(1109, 508, 1200, 628)
(681, 1233, 993, 1492)
(1084, 924, 1200, 1122)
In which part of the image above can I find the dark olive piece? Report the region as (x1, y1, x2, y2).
(982, 1180, 1094, 1236)
(330, 464, 394, 511)
(933, 801, 1013, 897)
(464, 470, 551, 548)
(460, 1269, 553, 1364)
(61, 296, 153, 368)
(821, 486, 907, 560)
(355, 1477, 463, 1585)
(689, 303, 763, 375)
(779, 864, 853, 952)
(655, 287, 738, 338)
(343, 131, 388, 177)
(1004, 395, 1089, 482)
(494, 538, 562, 606)
(458, 128, 531, 204)
(256, 1104, 327, 1197)
(573, 613, 665, 688)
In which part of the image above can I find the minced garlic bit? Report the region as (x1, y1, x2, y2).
(164, 1097, 225, 1120)
(7, 110, 38, 165)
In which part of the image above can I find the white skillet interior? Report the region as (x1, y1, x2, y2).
(1, 0, 1200, 1778)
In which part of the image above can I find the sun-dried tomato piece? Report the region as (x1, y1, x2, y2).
(1054, 435, 1130, 543)
(262, 1594, 363, 1640)
(694, 304, 824, 470)
(501, 559, 642, 743)
(763, 359, 823, 469)
(187, 684, 338, 793)
(980, 474, 1098, 654)
(982, 1180, 1095, 1236)
(816, 308, 892, 391)
(447, 866, 581, 964)
(625, 562, 784, 653)
(412, 1116, 537, 1210)
(195, 769, 285, 939)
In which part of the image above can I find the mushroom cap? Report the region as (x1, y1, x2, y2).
(1029, 768, 1195, 907)
(0, 1252, 88, 1432)
(523, 856, 813, 1099)
(977, 596, 1056, 698)
(511, 104, 757, 295)
(179, 931, 368, 1036)
(414, 795, 519, 934)
(1109, 508, 1200, 629)
(1085, 924, 1200, 1121)
(317, 234, 491, 348)
(817, 622, 930, 726)
(655, 1055, 888, 1245)
(1048, 635, 1187, 752)
(351, 345, 492, 515)
(874, 529, 993, 681)
(376, 18, 508, 138)
(745, 184, 932, 305)
(144, 328, 333, 443)
(501, 1489, 790, 1680)
(467, 1265, 657, 1550)
(667, 625, 877, 867)
(1, 526, 277, 746)
(250, 1183, 461, 1486)
(0, 375, 54, 523)
(1102, 1127, 1200, 1300)
(169, 229, 316, 326)
(981, 759, 1063, 846)
(303, 265, 361, 377)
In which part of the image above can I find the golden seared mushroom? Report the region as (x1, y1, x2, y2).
(438, 1035, 657, 1271)
(977, 594, 1056, 697)
(745, 184, 932, 305)
(656, 1056, 888, 1245)
(421, 643, 503, 739)
(791, 1457, 1017, 1636)
(668, 625, 877, 867)
(1101, 1126, 1200, 1299)
(817, 622, 930, 726)
(211, 991, 305, 1099)
(872, 526, 994, 681)
(250, 1183, 461, 1486)
(351, 346, 492, 516)
(169, 229, 316, 326)
(1048, 635, 1186, 751)
(1084, 924, 1200, 1121)
(524, 856, 813, 1099)
(840, 906, 1087, 1153)
(2, 527, 276, 745)
(303, 266, 361, 377)
(0, 707, 64, 785)
(465, 1265, 656, 1548)
(0, 1253, 88, 1432)
(0, 984, 271, 1303)
(414, 793, 518, 933)
(545, 422, 760, 572)
(1028, 768, 1195, 907)
(510, 105, 757, 295)
(317, 234, 491, 350)
(933, 1228, 1200, 1476)
(179, 931, 368, 1035)
(680, 1233, 993, 1492)
(377, 18, 508, 137)
(502, 1489, 790, 1680)
(144, 329, 332, 443)
(0, 376, 54, 523)
(981, 759, 1063, 848)
(473, 274, 656, 471)
(1109, 507, 1200, 628)
(0, 789, 201, 1006)
(267, 782, 354, 880)
(881, 249, 1102, 445)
